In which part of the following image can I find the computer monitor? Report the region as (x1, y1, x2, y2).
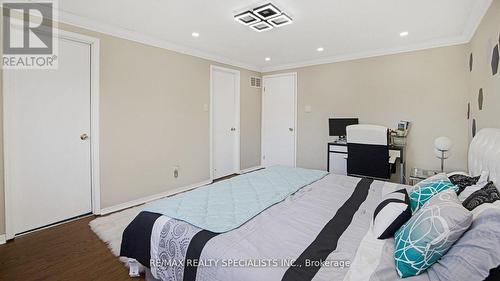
(329, 118, 359, 138)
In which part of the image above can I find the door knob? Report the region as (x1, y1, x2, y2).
(80, 133, 89, 140)
(289, 128, 294, 132)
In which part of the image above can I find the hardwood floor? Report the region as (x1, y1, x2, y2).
(0, 172, 255, 280)
(0, 216, 140, 281)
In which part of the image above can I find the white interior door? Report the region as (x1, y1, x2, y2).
(211, 66, 240, 179)
(4, 38, 92, 235)
(262, 73, 297, 167)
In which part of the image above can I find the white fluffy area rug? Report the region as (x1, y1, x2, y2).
(89, 205, 143, 260)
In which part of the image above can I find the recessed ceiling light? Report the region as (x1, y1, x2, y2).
(399, 31, 409, 37)
(265, 57, 271, 61)
(191, 32, 200, 37)
(317, 47, 324, 52)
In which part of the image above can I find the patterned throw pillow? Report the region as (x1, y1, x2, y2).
(448, 171, 488, 195)
(448, 174, 480, 195)
(394, 190, 473, 278)
(409, 173, 457, 213)
(462, 182, 500, 211)
(458, 181, 490, 202)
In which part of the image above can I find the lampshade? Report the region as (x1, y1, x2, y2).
(434, 136, 452, 151)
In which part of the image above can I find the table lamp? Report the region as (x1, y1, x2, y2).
(434, 136, 452, 172)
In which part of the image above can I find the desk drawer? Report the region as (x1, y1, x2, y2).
(329, 144, 347, 153)
(329, 152, 347, 175)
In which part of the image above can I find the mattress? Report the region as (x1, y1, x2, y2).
(121, 172, 414, 281)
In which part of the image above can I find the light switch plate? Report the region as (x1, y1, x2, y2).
(203, 104, 209, 111)
(305, 105, 312, 113)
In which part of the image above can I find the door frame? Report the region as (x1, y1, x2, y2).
(261, 72, 298, 167)
(3, 29, 101, 240)
(209, 65, 241, 180)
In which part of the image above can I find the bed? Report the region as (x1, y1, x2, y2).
(119, 128, 500, 281)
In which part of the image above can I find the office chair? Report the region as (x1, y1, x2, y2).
(346, 124, 390, 180)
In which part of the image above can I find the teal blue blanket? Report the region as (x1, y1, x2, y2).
(144, 166, 328, 233)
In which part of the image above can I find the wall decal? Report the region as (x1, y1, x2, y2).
(472, 119, 477, 138)
(469, 53, 473, 72)
(492, 44, 499, 75)
(478, 88, 484, 110)
(486, 38, 494, 65)
(467, 102, 470, 119)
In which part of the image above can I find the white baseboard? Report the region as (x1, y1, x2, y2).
(99, 179, 213, 215)
(0, 234, 6, 245)
(240, 166, 263, 174)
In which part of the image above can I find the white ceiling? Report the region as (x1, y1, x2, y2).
(58, 0, 492, 72)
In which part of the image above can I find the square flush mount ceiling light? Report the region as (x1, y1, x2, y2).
(250, 21, 274, 32)
(234, 3, 293, 32)
(268, 13, 293, 27)
(253, 3, 281, 20)
(234, 11, 261, 25)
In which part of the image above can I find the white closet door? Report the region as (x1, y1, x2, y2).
(211, 66, 240, 179)
(262, 73, 296, 167)
(4, 38, 92, 235)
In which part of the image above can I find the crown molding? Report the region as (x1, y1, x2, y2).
(57, 10, 261, 72)
(46, 1, 493, 74)
(462, 0, 492, 41)
(261, 35, 469, 73)
(262, 0, 492, 73)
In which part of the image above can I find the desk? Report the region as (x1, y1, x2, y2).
(327, 141, 406, 184)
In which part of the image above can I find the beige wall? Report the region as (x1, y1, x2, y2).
(0, 22, 261, 235)
(1, 2, 497, 236)
(468, 0, 500, 136)
(266, 44, 471, 175)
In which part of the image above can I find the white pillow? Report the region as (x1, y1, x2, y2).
(471, 200, 500, 220)
(373, 189, 412, 239)
(477, 171, 490, 183)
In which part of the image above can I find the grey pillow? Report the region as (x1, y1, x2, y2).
(394, 189, 472, 277)
(428, 207, 500, 281)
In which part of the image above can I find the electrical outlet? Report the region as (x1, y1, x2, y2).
(173, 166, 179, 178)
